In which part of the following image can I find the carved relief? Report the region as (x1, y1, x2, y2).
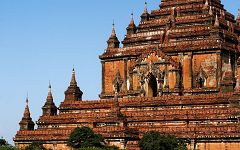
(113, 70, 123, 93)
(193, 54, 217, 88)
(196, 66, 208, 88)
(201, 55, 217, 87)
(132, 52, 181, 96)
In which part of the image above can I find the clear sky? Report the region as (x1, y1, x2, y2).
(0, 0, 239, 145)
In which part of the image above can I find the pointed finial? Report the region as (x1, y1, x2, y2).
(203, 0, 209, 9)
(48, 80, 52, 94)
(130, 12, 134, 24)
(127, 12, 136, 34)
(214, 14, 219, 27)
(26, 96, 28, 106)
(111, 20, 116, 37)
(221, 9, 225, 18)
(209, 6, 213, 15)
(224, 51, 233, 75)
(205, 0, 208, 6)
(144, 0, 148, 14)
(237, 9, 240, 25)
(23, 94, 30, 118)
(237, 9, 240, 21)
(46, 80, 53, 101)
(49, 80, 51, 88)
(20, 94, 35, 131)
(235, 74, 240, 90)
(229, 51, 231, 64)
(70, 67, 77, 86)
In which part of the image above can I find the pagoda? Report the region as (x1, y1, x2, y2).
(15, 0, 240, 150)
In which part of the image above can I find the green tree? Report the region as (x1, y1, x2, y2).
(0, 138, 18, 150)
(67, 127, 104, 149)
(138, 131, 187, 150)
(0, 145, 19, 150)
(0, 139, 7, 146)
(25, 141, 47, 150)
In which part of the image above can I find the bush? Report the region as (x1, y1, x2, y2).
(0, 145, 18, 150)
(0, 139, 7, 146)
(0, 138, 18, 150)
(67, 127, 104, 149)
(139, 131, 187, 150)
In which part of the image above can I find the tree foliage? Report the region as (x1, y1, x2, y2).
(0, 138, 18, 150)
(67, 127, 104, 149)
(25, 141, 47, 150)
(139, 131, 187, 150)
(0, 145, 18, 150)
(0, 139, 7, 146)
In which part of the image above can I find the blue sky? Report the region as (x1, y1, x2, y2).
(0, 0, 239, 145)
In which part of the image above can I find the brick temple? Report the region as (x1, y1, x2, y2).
(14, 0, 240, 150)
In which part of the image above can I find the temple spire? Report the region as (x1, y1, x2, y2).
(19, 96, 35, 130)
(144, 0, 148, 14)
(203, 0, 209, 10)
(237, 9, 240, 25)
(235, 75, 240, 91)
(130, 13, 134, 25)
(214, 14, 219, 27)
(42, 83, 57, 116)
(238, 9, 240, 18)
(141, 0, 150, 22)
(111, 21, 116, 37)
(107, 22, 120, 50)
(209, 6, 213, 15)
(70, 68, 77, 86)
(47, 81, 53, 101)
(126, 12, 137, 35)
(64, 68, 83, 101)
(227, 52, 232, 72)
(229, 52, 231, 64)
(24, 96, 30, 118)
(205, 0, 208, 7)
(221, 52, 235, 92)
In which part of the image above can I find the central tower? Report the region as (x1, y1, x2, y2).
(100, 0, 240, 99)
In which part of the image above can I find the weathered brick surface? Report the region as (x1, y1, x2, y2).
(15, 0, 240, 150)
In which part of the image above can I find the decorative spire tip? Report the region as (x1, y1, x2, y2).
(130, 12, 135, 24)
(70, 67, 77, 86)
(209, 6, 213, 15)
(111, 20, 116, 37)
(48, 80, 52, 95)
(48, 80, 51, 89)
(144, 0, 148, 13)
(229, 51, 231, 64)
(214, 14, 219, 27)
(26, 98, 28, 106)
(205, 0, 208, 6)
(26, 93, 29, 105)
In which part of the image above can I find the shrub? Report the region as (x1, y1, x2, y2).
(139, 131, 187, 150)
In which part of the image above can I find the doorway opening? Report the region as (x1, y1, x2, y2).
(147, 74, 158, 97)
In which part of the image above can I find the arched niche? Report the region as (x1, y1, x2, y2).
(146, 74, 158, 97)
